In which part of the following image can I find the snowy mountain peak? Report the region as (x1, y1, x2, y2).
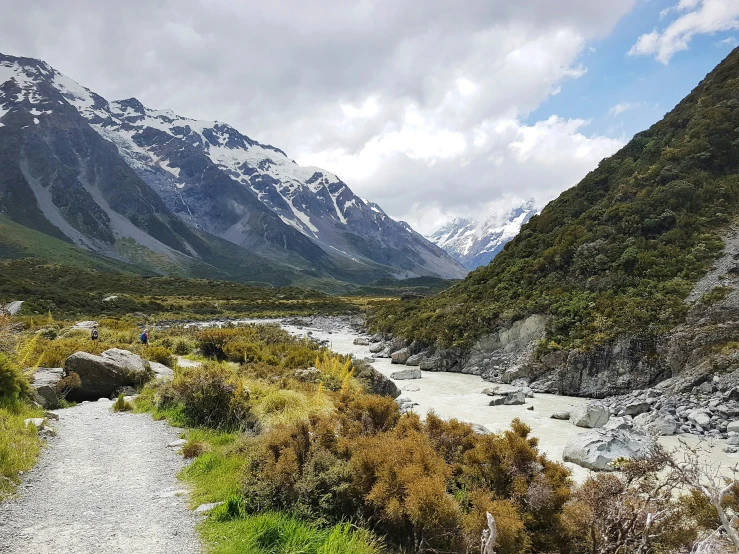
(0, 52, 467, 280)
(428, 200, 537, 269)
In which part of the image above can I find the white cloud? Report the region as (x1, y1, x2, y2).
(630, 0, 739, 63)
(608, 101, 645, 116)
(0, 0, 636, 235)
(717, 36, 738, 46)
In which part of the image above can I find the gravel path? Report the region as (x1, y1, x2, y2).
(0, 400, 201, 554)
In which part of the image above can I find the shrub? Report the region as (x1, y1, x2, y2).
(163, 362, 253, 429)
(55, 371, 81, 405)
(145, 345, 175, 368)
(174, 339, 191, 355)
(0, 353, 30, 401)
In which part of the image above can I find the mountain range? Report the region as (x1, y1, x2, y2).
(427, 200, 536, 269)
(0, 53, 466, 287)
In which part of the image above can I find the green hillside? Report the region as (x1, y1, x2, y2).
(370, 47, 739, 352)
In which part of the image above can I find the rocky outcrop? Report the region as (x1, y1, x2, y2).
(63, 349, 154, 401)
(563, 430, 653, 471)
(353, 360, 401, 399)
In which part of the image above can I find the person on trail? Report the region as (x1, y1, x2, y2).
(91, 326, 99, 341)
(140, 329, 149, 346)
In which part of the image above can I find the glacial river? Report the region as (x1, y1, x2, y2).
(189, 318, 739, 482)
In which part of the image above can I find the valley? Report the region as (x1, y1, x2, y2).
(1, 8, 739, 554)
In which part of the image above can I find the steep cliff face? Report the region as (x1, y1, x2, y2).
(370, 47, 739, 397)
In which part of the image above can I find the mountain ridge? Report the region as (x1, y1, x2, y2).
(428, 200, 536, 269)
(0, 53, 466, 285)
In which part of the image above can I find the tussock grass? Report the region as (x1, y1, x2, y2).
(0, 400, 43, 501)
(112, 393, 133, 412)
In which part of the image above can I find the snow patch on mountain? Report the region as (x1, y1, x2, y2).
(429, 200, 537, 269)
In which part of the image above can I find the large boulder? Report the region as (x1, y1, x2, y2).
(633, 412, 678, 436)
(353, 338, 370, 346)
(570, 403, 610, 428)
(63, 349, 154, 401)
(489, 389, 526, 406)
(369, 343, 385, 354)
(391, 348, 411, 364)
(688, 410, 711, 428)
(390, 368, 422, 380)
(550, 411, 571, 420)
(353, 360, 401, 399)
(30, 367, 64, 408)
(563, 430, 654, 471)
(727, 420, 739, 433)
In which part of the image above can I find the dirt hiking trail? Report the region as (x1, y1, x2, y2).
(0, 400, 201, 554)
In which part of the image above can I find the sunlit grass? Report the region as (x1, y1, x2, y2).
(201, 512, 384, 554)
(0, 400, 43, 501)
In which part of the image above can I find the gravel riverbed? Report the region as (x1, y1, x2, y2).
(0, 400, 201, 554)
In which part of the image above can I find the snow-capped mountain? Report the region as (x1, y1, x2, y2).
(0, 53, 466, 283)
(428, 201, 536, 269)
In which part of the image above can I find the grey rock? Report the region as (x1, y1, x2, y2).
(604, 416, 633, 431)
(623, 402, 651, 417)
(726, 436, 739, 445)
(471, 424, 491, 435)
(405, 352, 429, 366)
(149, 362, 174, 380)
(402, 383, 420, 392)
(390, 367, 422, 380)
(689, 410, 711, 428)
(294, 367, 321, 382)
(550, 411, 571, 420)
(727, 420, 739, 433)
(570, 403, 610, 428)
(527, 405, 534, 411)
(352, 360, 401, 399)
(63, 349, 154, 401)
(369, 343, 385, 354)
(30, 367, 64, 408)
(194, 502, 224, 514)
(71, 320, 98, 330)
(353, 338, 370, 346)
(391, 348, 411, 364)
(563, 430, 654, 471)
(724, 447, 738, 454)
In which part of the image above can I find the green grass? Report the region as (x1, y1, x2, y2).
(0, 400, 43, 501)
(201, 512, 384, 554)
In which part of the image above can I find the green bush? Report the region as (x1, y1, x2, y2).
(145, 345, 175, 368)
(0, 353, 30, 401)
(160, 362, 253, 429)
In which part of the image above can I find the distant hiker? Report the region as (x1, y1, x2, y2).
(140, 329, 149, 346)
(91, 326, 99, 341)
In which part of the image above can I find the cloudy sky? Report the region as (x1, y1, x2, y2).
(1, 0, 737, 234)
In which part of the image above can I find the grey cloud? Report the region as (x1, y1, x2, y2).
(0, 0, 634, 231)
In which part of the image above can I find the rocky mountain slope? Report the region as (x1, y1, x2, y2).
(428, 200, 536, 269)
(370, 47, 739, 398)
(0, 53, 466, 285)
